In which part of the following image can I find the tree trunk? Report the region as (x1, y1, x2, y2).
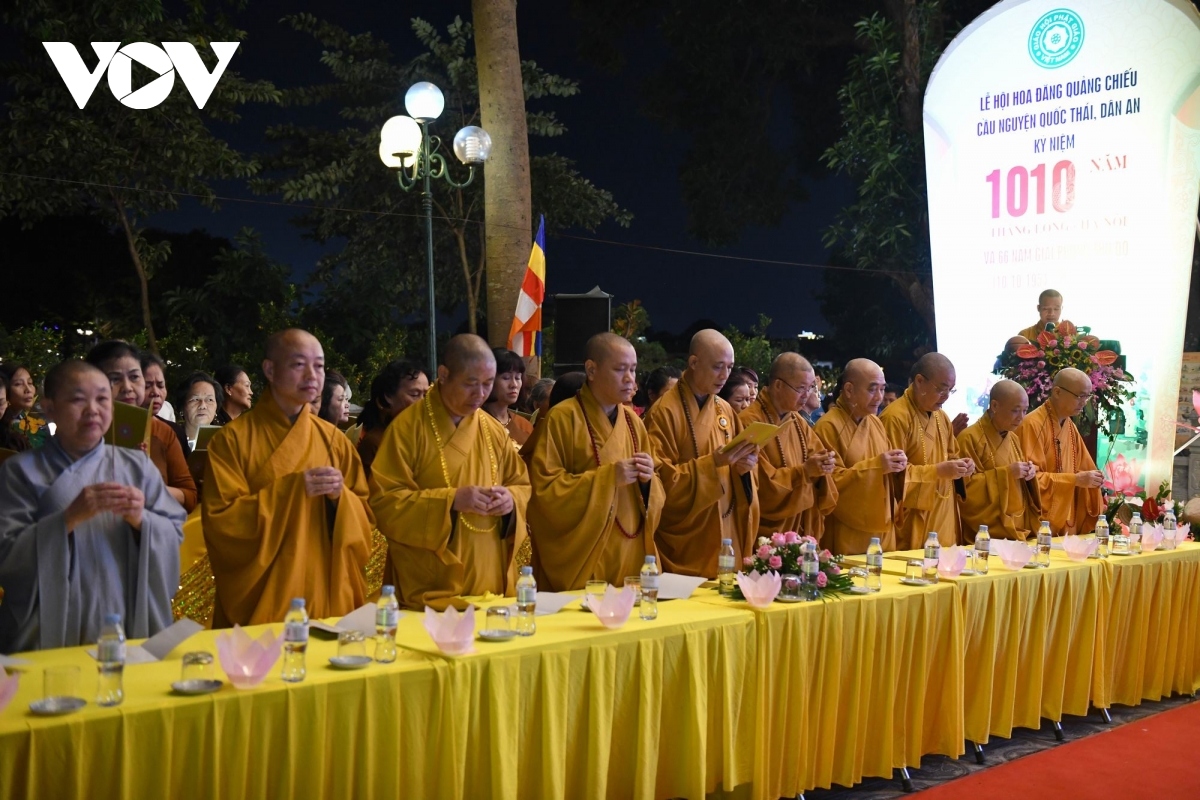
(473, 0, 532, 347)
(110, 190, 158, 353)
(453, 226, 478, 335)
(898, 0, 923, 135)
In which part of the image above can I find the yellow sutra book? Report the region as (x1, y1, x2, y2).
(719, 420, 787, 453)
(105, 401, 153, 450)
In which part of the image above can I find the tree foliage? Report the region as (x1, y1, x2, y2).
(0, 0, 280, 351)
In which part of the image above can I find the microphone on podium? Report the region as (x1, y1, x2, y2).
(1045, 322, 1056, 333)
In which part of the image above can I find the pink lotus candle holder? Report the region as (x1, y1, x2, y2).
(736, 570, 782, 608)
(215, 625, 284, 689)
(586, 586, 637, 629)
(423, 605, 476, 656)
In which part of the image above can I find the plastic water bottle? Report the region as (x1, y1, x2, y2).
(515, 566, 537, 635)
(717, 538, 737, 597)
(801, 542, 820, 599)
(1129, 512, 1143, 554)
(640, 556, 660, 620)
(1095, 514, 1110, 558)
(974, 525, 990, 574)
(375, 585, 399, 663)
(96, 613, 126, 706)
(281, 598, 309, 682)
(1163, 509, 1176, 550)
(865, 537, 883, 592)
(923, 532, 941, 583)
(1036, 520, 1052, 567)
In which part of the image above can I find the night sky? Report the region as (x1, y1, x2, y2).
(152, 0, 851, 337)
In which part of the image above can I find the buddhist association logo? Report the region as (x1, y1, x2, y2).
(1028, 8, 1085, 69)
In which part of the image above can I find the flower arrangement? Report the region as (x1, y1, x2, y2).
(735, 531, 852, 599)
(994, 321, 1135, 437)
(1103, 475, 1186, 528)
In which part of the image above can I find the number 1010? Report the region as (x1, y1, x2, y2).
(985, 161, 1075, 218)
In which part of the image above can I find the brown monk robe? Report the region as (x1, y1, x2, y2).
(528, 334, 665, 590)
(202, 329, 374, 627)
(815, 359, 907, 554)
(739, 352, 837, 539)
(1015, 368, 1104, 535)
(958, 380, 1042, 543)
(644, 329, 760, 577)
(880, 353, 975, 548)
(1017, 288, 1065, 341)
(370, 335, 531, 610)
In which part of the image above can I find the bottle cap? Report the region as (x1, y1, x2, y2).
(520, 566, 533, 575)
(381, 585, 395, 596)
(104, 613, 122, 625)
(721, 538, 732, 546)
(978, 525, 988, 532)
(645, 555, 656, 564)
(927, 531, 938, 539)
(291, 598, 306, 609)
(869, 536, 880, 544)
(1040, 520, 1050, 526)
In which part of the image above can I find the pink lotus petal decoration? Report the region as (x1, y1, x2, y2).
(991, 540, 1035, 570)
(0, 670, 18, 713)
(587, 585, 637, 629)
(1141, 523, 1164, 551)
(1163, 523, 1191, 549)
(423, 604, 476, 656)
(736, 570, 781, 608)
(1193, 389, 1200, 421)
(215, 625, 283, 689)
(1101, 454, 1143, 495)
(937, 545, 969, 577)
(1062, 535, 1098, 561)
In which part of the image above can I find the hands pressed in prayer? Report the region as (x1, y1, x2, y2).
(936, 458, 975, 480)
(484, 486, 515, 516)
(804, 448, 836, 478)
(951, 413, 969, 437)
(65, 483, 145, 532)
(1075, 469, 1104, 488)
(1008, 461, 1037, 480)
(615, 453, 655, 486)
(453, 486, 514, 516)
(714, 441, 757, 471)
(880, 449, 908, 474)
(304, 467, 344, 500)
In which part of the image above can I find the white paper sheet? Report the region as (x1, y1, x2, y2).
(657, 573, 707, 600)
(311, 603, 381, 637)
(85, 617, 203, 663)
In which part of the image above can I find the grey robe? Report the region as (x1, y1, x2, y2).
(0, 438, 185, 653)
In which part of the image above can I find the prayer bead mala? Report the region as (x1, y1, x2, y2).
(425, 393, 501, 534)
(578, 396, 646, 540)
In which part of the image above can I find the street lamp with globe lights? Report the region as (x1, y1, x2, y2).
(378, 81, 493, 374)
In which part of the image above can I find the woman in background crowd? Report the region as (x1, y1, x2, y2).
(0, 363, 48, 448)
(177, 371, 223, 457)
(719, 368, 755, 414)
(141, 351, 188, 457)
(484, 348, 533, 447)
(213, 364, 252, 425)
(357, 359, 429, 478)
(0, 379, 31, 452)
(319, 369, 352, 427)
(642, 366, 681, 416)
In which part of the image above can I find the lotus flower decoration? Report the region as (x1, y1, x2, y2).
(1140, 523, 1164, 551)
(937, 545, 969, 578)
(1163, 522, 1191, 550)
(991, 540, 1035, 570)
(736, 570, 782, 608)
(1102, 454, 1143, 495)
(1062, 535, 1098, 561)
(586, 585, 637, 629)
(423, 604, 476, 656)
(215, 625, 284, 689)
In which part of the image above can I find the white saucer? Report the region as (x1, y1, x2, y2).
(328, 656, 372, 670)
(171, 679, 223, 695)
(478, 629, 518, 642)
(898, 577, 932, 586)
(29, 696, 86, 716)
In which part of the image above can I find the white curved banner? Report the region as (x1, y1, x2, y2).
(924, 0, 1200, 488)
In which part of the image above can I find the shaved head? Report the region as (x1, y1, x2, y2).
(44, 360, 104, 401)
(840, 358, 887, 418)
(1006, 335, 1030, 353)
(769, 352, 812, 384)
(767, 352, 814, 414)
(910, 352, 956, 413)
(686, 328, 735, 397)
(1053, 367, 1089, 391)
(585, 332, 635, 366)
(442, 334, 495, 376)
(1038, 289, 1062, 304)
(988, 379, 1029, 432)
(910, 352, 954, 384)
(266, 328, 320, 363)
(262, 328, 325, 415)
(990, 379, 1026, 404)
(1048, 367, 1091, 421)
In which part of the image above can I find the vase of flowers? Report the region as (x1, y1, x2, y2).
(994, 321, 1135, 438)
(734, 531, 852, 600)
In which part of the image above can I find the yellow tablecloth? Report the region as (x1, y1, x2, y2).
(888, 547, 1108, 744)
(1102, 542, 1200, 705)
(0, 597, 757, 800)
(695, 574, 964, 799)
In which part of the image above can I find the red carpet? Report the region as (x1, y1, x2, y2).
(918, 701, 1200, 799)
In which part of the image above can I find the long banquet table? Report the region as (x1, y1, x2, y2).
(2, 543, 1198, 800)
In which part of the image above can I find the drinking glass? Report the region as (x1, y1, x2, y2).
(585, 580, 608, 598)
(337, 631, 368, 660)
(906, 560, 924, 581)
(849, 567, 869, 592)
(780, 573, 801, 599)
(180, 651, 215, 683)
(623, 576, 641, 603)
(43, 665, 80, 702)
(485, 606, 511, 633)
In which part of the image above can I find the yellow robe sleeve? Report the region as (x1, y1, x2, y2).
(645, 402, 724, 528)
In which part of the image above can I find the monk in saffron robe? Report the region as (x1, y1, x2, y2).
(370, 335, 531, 610)
(958, 380, 1042, 542)
(203, 329, 374, 626)
(1015, 367, 1104, 534)
(0, 362, 184, 652)
(881, 353, 975, 548)
(1018, 288, 1066, 341)
(528, 333, 665, 590)
(644, 329, 759, 576)
(739, 352, 837, 539)
(815, 359, 907, 554)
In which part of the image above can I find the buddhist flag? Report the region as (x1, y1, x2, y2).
(507, 215, 546, 357)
